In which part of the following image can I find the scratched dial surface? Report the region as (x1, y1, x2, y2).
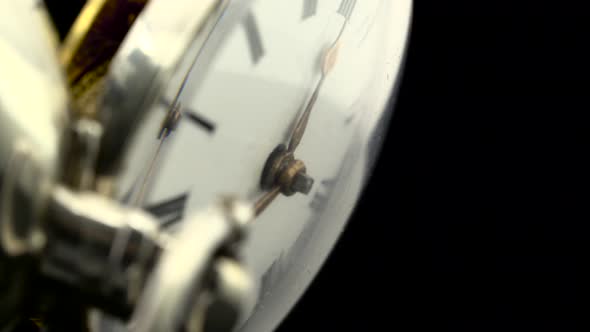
(115, 0, 411, 331)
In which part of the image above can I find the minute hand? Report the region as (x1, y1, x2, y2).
(286, 37, 342, 153)
(253, 14, 352, 217)
(287, 0, 355, 152)
(253, 44, 340, 217)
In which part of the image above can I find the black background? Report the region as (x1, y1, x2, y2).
(279, 1, 586, 331)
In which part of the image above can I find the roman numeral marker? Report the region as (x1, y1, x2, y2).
(302, 0, 317, 20)
(243, 11, 265, 64)
(158, 98, 216, 134)
(337, 0, 357, 21)
(145, 192, 188, 227)
(185, 112, 215, 133)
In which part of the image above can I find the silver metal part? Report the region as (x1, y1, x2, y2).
(0, 2, 67, 327)
(201, 258, 256, 332)
(0, 0, 68, 255)
(94, 0, 257, 178)
(46, 188, 255, 331)
(1, 2, 258, 330)
(45, 186, 162, 314)
(64, 119, 104, 190)
(0, 141, 49, 255)
(129, 198, 255, 332)
(48, 186, 160, 257)
(94, 0, 229, 176)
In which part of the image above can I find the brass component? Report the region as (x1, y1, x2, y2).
(260, 145, 289, 190)
(60, 0, 149, 117)
(286, 38, 342, 153)
(322, 41, 340, 75)
(254, 20, 348, 217)
(253, 187, 281, 217)
(260, 144, 292, 190)
(277, 159, 306, 196)
(254, 144, 315, 216)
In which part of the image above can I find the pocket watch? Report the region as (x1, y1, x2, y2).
(0, 0, 411, 331)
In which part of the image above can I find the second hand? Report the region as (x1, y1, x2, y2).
(133, 103, 182, 207)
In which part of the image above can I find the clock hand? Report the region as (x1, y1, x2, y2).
(133, 6, 227, 208)
(254, 166, 315, 217)
(287, 34, 341, 153)
(254, 186, 281, 217)
(253, 11, 350, 217)
(287, 0, 354, 153)
(133, 102, 182, 207)
(253, 146, 315, 217)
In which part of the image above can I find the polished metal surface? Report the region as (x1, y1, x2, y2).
(44, 186, 162, 316)
(62, 118, 104, 190)
(0, 2, 64, 322)
(44, 188, 256, 331)
(1, 4, 258, 329)
(0, 0, 68, 255)
(129, 198, 255, 332)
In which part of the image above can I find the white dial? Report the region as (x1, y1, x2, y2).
(112, 0, 411, 330)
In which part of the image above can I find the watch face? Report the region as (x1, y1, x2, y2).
(103, 0, 411, 330)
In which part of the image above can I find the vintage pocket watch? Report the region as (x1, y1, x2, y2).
(0, 0, 411, 331)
